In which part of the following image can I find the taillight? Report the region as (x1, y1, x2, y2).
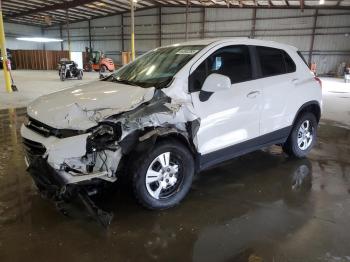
(314, 77, 322, 88)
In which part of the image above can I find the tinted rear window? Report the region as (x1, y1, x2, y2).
(284, 52, 296, 73)
(256, 46, 296, 77)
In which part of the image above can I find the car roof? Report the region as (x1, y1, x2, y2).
(168, 37, 298, 52)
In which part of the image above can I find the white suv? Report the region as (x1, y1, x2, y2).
(21, 38, 322, 221)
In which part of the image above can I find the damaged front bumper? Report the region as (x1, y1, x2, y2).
(21, 125, 117, 227)
(28, 157, 113, 227)
(21, 124, 119, 184)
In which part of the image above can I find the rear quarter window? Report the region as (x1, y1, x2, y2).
(284, 52, 296, 73)
(256, 46, 296, 77)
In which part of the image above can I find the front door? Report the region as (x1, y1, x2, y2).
(189, 45, 262, 159)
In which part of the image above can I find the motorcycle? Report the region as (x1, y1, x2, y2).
(58, 59, 83, 81)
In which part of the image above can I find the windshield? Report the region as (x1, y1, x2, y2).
(111, 45, 204, 88)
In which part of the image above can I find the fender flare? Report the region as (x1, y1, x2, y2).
(292, 100, 321, 127)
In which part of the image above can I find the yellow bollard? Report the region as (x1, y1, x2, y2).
(0, 8, 12, 93)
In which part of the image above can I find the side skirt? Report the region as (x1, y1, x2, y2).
(198, 126, 292, 171)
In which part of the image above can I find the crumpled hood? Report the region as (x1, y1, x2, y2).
(27, 81, 155, 130)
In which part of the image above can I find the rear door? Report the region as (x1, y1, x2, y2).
(254, 46, 297, 135)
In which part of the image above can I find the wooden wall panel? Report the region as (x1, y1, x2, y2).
(12, 50, 69, 70)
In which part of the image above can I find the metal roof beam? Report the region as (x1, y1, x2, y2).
(7, 0, 99, 18)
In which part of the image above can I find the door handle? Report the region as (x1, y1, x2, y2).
(247, 90, 260, 98)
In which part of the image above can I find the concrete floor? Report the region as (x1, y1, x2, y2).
(0, 70, 99, 109)
(0, 71, 350, 261)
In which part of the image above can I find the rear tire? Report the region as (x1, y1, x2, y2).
(131, 140, 194, 210)
(283, 112, 317, 158)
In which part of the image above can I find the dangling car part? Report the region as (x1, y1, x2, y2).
(58, 58, 83, 81)
(21, 38, 322, 226)
(25, 155, 113, 227)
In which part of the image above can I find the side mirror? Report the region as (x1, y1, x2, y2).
(201, 73, 231, 93)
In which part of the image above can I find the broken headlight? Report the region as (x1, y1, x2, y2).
(86, 123, 122, 152)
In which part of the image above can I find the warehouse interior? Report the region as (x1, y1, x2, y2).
(0, 0, 350, 261)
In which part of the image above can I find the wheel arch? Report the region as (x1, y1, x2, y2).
(292, 101, 321, 126)
(117, 127, 199, 177)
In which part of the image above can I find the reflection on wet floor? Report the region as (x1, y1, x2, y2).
(0, 108, 350, 262)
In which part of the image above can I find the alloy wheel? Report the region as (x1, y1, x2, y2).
(297, 120, 313, 150)
(145, 152, 182, 200)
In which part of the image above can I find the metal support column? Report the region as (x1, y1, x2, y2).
(65, 7, 71, 59)
(59, 25, 63, 51)
(308, 9, 318, 66)
(250, 9, 257, 38)
(130, 0, 135, 60)
(158, 7, 162, 47)
(42, 28, 46, 51)
(185, 0, 189, 41)
(121, 14, 124, 51)
(88, 20, 92, 51)
(300, 0, 305, 12)
(201, 7, 206, 39)
(0, 1, 11, 93)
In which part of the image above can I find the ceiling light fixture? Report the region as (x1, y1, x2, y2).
(319, 0, 325, 4)
(16, 37, 63, 43)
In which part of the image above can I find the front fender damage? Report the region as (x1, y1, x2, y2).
(107, 89, 199, 156)
(28, 88, 200, 227)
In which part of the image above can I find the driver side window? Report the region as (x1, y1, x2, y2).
(189, 45, 252, 92)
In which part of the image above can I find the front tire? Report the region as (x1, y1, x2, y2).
(283, 112, 318, 158)
(131, 140, 194, 210)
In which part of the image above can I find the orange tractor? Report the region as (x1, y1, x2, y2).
(83, 48, 115, 73)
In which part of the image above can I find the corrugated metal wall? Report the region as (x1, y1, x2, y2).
(4, 23, 43, 50)
(6, 7, 350, 74)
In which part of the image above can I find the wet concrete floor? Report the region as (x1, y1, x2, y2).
(0, 108, 349, 262)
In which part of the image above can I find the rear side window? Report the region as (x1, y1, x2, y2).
(256, 46, 296, 77)
(189, 45, 252, 92)
(284, 53, 296, 73)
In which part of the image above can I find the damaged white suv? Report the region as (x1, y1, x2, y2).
(21, 38, 322, 223)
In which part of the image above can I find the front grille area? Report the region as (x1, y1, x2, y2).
(26, 116, 84, 138)
(27, 117, 52, 137)
(22, 138, 46, 163)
